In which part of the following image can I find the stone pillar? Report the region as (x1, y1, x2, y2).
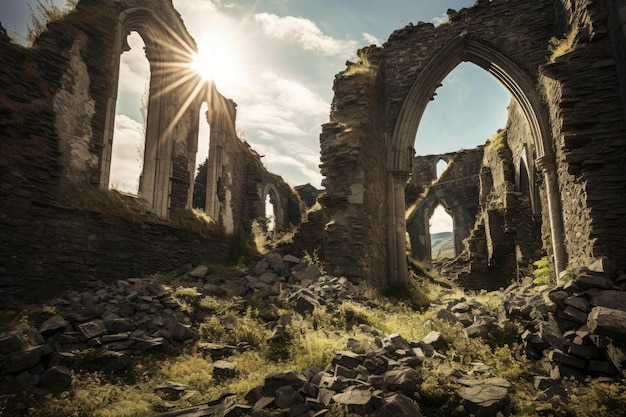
(387, 172, 409, 288)
(205, 117, 224, 221)
(536, 154, 567, 280)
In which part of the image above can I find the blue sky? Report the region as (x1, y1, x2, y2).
(1, 0, 511, 211)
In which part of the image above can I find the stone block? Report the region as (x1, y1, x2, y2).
(590, 290, 626, 311)
(275, 385, 305, 409)
(2, 347, 44, 374)
(383, 367, 422, 394)
(39, 316, 71, 337)
(264, 371, 307, 396)
(0, 330, 23, 354)
(548, 349, 586, 369)
(38, 366, 72, 391)
(458, 377, 510, 417)
(587, 307, 626, 341)
(213, 360, 237, 379)
(373, 393, 423, 417)
(166, 320, 199, 342)
(332, 351, 364, 369)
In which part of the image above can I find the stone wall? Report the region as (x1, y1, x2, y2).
(543, 0, 626, 270)
(406, 148, 483, 261)
(320, 48, 389, 287)
(0, 1, 300, 299)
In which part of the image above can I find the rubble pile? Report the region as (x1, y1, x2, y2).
(506, 257, 626, 391)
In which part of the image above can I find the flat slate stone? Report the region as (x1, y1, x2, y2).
(458, 377, 510, 417)
(39, 316, 71, 337)
(0, 330, 23, 354)
(77, 320, 107, 340)
(332, 389, 372, 405)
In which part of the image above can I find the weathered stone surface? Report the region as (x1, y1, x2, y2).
(0, 330, 23, 354)
(385, 333, 411, 351)
(2, 347, 44, 374)
(294, 294, 320, 315)
(104, 318, 136, 333)
(275, 385, 304, 409)
(166, 320, 200, 342)
(383, 368, 422, 394)
(188, 265, 209, 278)
(421, 331, 444, 349)
(575, 274, 614, 290)
(39, 315, 71, 337)
(77, 320, 107, 341)
(458, 377, 510, 417)
(373, 393, 423, 417)
(291, 265, 322, 283)
(38, 366, 72, 391)
(264, 371, 307, 396)
(332, 389, 372, 406)
(587, 307, 626, 341)
(590, 290, 626, 311)
(213, 360, 237, 379)
(332, 351, 364, 369)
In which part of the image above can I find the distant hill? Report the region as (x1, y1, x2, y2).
(431, 231, 455, 259)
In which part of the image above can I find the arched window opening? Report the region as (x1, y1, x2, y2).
(436, 159, 448, 179)
(414, 62, 511, 156)
(192, 101, 210, 209)
(429, 204, 455, 260)
(109, 32, 150, 195)
(265, 193, 276, 232)
(519, 159, 530, 198)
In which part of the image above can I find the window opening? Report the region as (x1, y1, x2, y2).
(109, 31, 150, 195)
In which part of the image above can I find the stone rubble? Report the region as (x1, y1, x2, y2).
(505, 257, 626, 391)
(0, 252, 517, 416)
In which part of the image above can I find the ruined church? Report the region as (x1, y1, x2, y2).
(1, 0, 626, 297)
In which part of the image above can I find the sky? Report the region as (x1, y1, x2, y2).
(1, 0, 512, 233)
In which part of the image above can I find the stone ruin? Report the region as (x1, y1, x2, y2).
(2, 0, 626, 295)
(315, 0, 626, 291)
(0, 0, 303, 297)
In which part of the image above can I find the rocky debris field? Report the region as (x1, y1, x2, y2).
(506, 257, 626, 394)
(1, 253, 626, 416)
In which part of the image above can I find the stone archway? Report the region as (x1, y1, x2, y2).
(407, 193, 465, 262)
(388, 35, 565, 285)
(319, 0, 587, 289)
(98, 5, 201, 218)
(261, 182, 285, 232)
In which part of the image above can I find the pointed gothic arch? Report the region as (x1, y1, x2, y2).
(385, 35, 566, 285)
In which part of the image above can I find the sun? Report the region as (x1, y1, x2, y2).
(191, 36, 242, 90)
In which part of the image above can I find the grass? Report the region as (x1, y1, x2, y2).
(549, 28, 578, 63)
(342, 53, 375, 78)
(5, 263, 626, 417)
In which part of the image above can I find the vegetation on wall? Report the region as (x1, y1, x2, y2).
(28, 0, 79, 42)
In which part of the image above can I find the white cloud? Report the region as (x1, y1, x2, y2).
(110, 115, 144, 194)
(254, 12, 357, 56)
(237, 71, 328, 138)
(173, 0, 218, 13)
(429, 205, 453, 233)
(430, 13, 449, 27)
(252, 143, 323, 187)
(117, 33, 151, 97)
(362, 32, 381, 46)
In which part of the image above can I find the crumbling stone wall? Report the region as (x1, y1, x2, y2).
(406, 149, 483, 261)
(320, 47, 389, 287)
(321, 0, 626, 289)
(195, 91, 303, 235)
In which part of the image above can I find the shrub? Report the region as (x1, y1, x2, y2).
(532, 257, 554, 286)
